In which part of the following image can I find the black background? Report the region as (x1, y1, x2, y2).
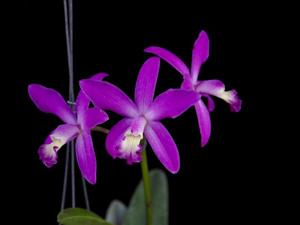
(12, 1, 285, 224)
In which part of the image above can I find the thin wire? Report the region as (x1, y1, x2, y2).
(60, 142, 70, 211)
(71, 141, 76, 207)
(63, 0, 72, 102)
(63, 0, 90, 211)
(68, 0, 76, 209)
(64, 0, 76, 208)
(60, 0, 71, 212)
(81, 176, 91, 210)
(68, 0, 74, 101)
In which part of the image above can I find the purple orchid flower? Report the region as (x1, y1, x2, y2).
(145, 31, 242, 147)
(28, 73, 109, 184)
(80, 57, 199, 173)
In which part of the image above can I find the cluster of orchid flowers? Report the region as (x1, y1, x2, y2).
(28, 31, 241, 185)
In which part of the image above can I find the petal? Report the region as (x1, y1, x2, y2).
(203, 94, 215, 112)
(76, 73, 108, 122)
(180, 78, 194, 90)
(191, 31, 209, 82)
(196, 80, 225, 94)
(144, 121, 180, 173)
(146, 89, 199, 120)
(38, 124, 79, 167)
(80, 80, 138, 117)
(135, 57, 160, 112)
(28, 84, 76, 124)
(227, 90, 242, 112)
(145, 46, 190, 78)
(105, 118, 133, 159)
(81, 107, 109, 130)
(88, 72, 109, 81)
(195, 100, 211, 147)
(196, 80, 242, 112)
(76, 132, 97, 184)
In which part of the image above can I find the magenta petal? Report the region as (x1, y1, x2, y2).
(105, 118, 133, 159)
(196, 80, 225, 94)
(191, 31, 209, 82)
(28, 84, 76, 124)
(81, 107, 109, 130)
(76, 73, 108, 122)
(135, 57, 160, 112)
(88, 72, 109, 81)
(80, 80, 138, 118)
(146, 89, 199, 120)
(38, 124, 79, 167)
(181, 78, 194, 90)
(196, 80, 242, 112)
(144, 121, 180, 173)
(203, 94, 215, 112)
(145, 46, 190, 78)
(227, 90, 242, 112)
(195, 100, 211, 147)
(75, 132, 97, 184)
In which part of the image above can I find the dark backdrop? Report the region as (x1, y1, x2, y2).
(13, 1, 273, 224)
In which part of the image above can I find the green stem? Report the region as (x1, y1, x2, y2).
(141, 140, 153, 225)
(92, 126, 109, 134)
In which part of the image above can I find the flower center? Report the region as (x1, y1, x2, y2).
(116, 117, 147, 164)
(221, 90, 237, 104)
(120, 133, 143, 153)
(49, 136, 64, 152)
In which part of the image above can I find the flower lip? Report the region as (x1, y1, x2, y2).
(38, 136, 62, 168)
(38, 124, 79, 167)
(114, 117, 147, 164)
(117, 132, 143, 164)
(222, 90, 242, 112)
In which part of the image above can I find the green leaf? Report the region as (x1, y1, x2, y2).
(58, 208, 112, 225)
(105, 200, 127, 225)
(124, 169, 168, 225)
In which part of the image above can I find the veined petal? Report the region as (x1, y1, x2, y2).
(76, 132, 97, 184)
(145, 46, 190, 78)
(38, 124, 79, 167)
(146, 89, 199, 120)
(196, 80, 242, 112)
(135, 57, 160, 112)
(195, 100, 211, 147)
(76, 73, 108, 123)
(80, 80, 138, 117)
(81, 108, 109, 130)
(144, 121, 180, 173)
(191, 31, 209, 83)
(28, 84, 76, 124)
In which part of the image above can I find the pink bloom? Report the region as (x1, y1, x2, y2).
(145, 31, 242, 146)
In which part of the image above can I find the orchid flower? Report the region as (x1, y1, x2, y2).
(145, 31, 242, 147)
(28, 73, 109, 184)
(80, 57, 199, 173)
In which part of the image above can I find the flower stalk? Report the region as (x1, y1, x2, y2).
(141, 140, 153, 225)
(92, 126, 110, 134)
